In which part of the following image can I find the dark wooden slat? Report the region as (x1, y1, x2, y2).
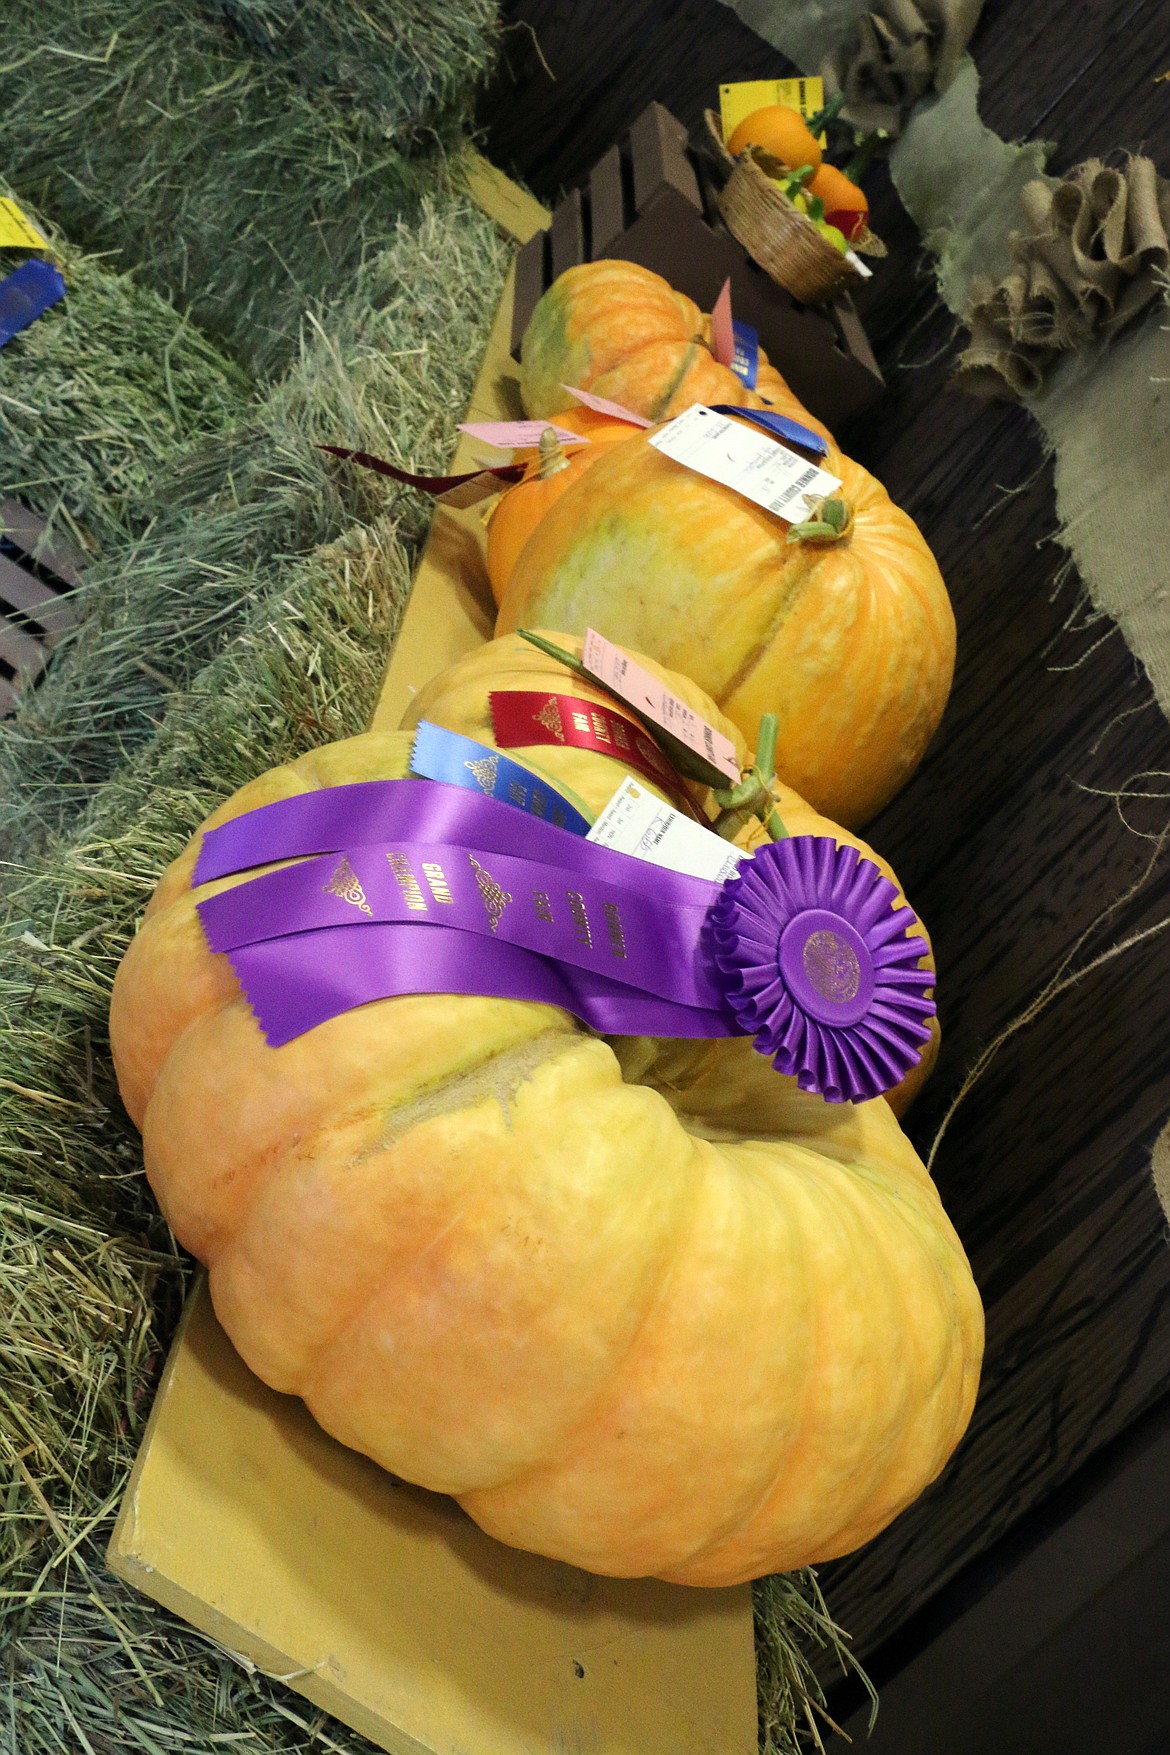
(0, 496, 86, 590)
(0, 673, 20, 715)
(0, 552, 76, 647)
(629, 99, 701, 212)
(549, 186, 586, 282)
(974, 0, 1160, 150)
(511, 230, 548, 356)
(822, 1164, 1170, 1662)
(836, 1393, 1170, 1747)
(482, 0, 779, 201)
(589, 145, 626, 255)
(0, 614, 47, 680)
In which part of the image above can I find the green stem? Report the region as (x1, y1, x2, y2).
(754, 713, 779, 790)
(712, 713, 788, 842)
(844, 128, 889, 184)
(806, 91, 847, 136)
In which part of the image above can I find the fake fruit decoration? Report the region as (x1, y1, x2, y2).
(520, 260, 830, 442)
(497, 427, 955, 828)
(110, 632, 979, 1585)
(727, 103, 824, 171)
(808, 162, 870, 242)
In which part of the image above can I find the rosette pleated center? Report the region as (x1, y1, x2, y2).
(711, 837, 936, 1102)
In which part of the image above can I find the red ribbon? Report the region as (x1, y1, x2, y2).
(319, 444, 526, 499)
(490, 690, 690, 800)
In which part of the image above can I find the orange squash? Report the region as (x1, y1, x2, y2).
(727, 104, 823, 171)
(109, 632, 979, 1585)
(520, 260, 832, 445)
(497, 427, 954, 828)
(487, 417, 640, 606)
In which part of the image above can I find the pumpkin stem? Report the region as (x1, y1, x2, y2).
(787, 496, 854, 545)
(711, 713, 788, 842)
(537, 427, 571, 480)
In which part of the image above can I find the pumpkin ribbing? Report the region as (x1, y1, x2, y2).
(109, 635, 978, 1585)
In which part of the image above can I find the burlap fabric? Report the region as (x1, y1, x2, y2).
(821, 0, 984, 136)
(956, 156, 1170, 398)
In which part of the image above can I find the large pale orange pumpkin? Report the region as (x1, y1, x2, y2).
(109, 634, 979, 1585)
(520, 259, 831, 442)
(497, 430, 955, 828)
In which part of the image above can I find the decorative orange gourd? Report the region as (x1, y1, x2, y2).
(110, 634, 979, 1586)
(497, 427, 955, 828)
(487, 417, 640, 606)
(487, 430, 590, 606)
(727, 104, 823, 171)
(520, 260, 832, 444)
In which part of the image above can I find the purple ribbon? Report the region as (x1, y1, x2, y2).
(193, 781, 935, 1100)
(200, 837, 722, 1010)
(195, 780, 732, 1046)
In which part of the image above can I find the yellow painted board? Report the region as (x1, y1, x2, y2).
(110, 1279, 757, 1755)
(107, 158, 758, 1755)
(718, 76, 825, 143)
(458, 148, 550, 245)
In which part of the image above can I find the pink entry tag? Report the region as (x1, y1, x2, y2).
(581, 629, 741, 784)
(458, 419, 587, 449)
(562, 385, 651, 428)
(709, 279, 735, 369)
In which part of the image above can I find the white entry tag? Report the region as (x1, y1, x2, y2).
(587, 777, 746, 883)
(648, 403, 842, 521)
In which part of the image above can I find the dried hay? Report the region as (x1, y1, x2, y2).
(0, 183, 251, 556)
(0, 0, 498, 374)
(1, 513, 413, 1755)
(204, 0, 501, 140)
(0, 193, 512, 861)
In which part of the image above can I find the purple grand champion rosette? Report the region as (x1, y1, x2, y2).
(711, 837, 936, 1102)
(194, 781, 935, 1103)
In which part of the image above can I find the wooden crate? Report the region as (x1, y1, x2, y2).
(0, 499, 80, 714)
(511, 101, 883, 431)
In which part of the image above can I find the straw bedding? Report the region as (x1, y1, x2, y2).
(0, 194, 511, 863)
(203, 0, 501, 139)
(0, 0, 498, 374)
(0, 185, 251, 555)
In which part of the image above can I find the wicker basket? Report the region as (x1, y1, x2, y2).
(704, 110, 881, 306)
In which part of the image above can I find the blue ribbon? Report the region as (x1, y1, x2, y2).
(711, 404, 829, 458)
(409, 721, 592, 836)
(0, 259, 66, 349)
(730, 320, 759, 390)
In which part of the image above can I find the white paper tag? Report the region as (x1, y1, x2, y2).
(587, 777, 746, 883)
(581, 628, 741, 785)
(648, 404, 842, 521)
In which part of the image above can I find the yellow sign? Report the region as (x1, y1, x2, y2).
(718, 76, 825, 145)
(0, 197, 47, 252)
